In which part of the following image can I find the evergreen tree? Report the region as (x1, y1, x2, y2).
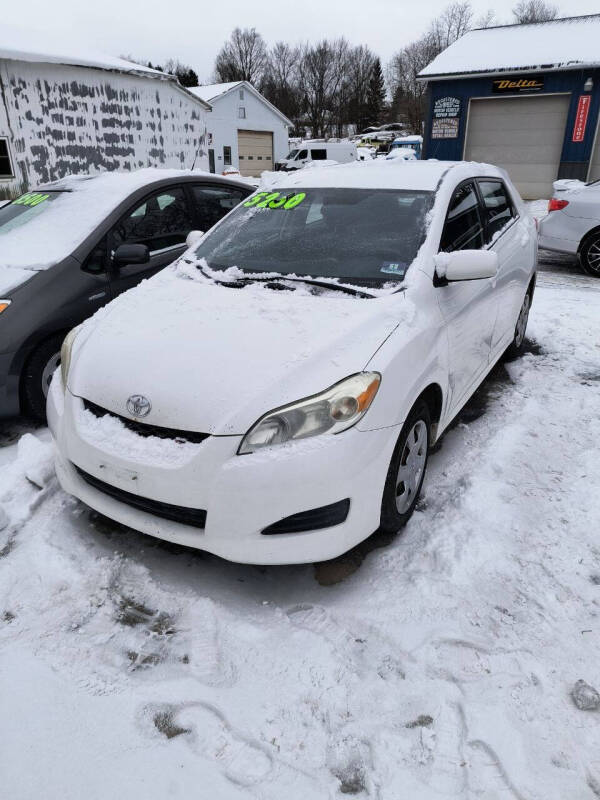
(366, 58, 386, 126)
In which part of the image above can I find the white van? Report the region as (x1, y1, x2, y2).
(276, 142, 357, 171)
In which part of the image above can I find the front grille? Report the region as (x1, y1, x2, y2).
(74, 465, 207, 529)
(261, 499, 350, 535)
(83, 399, 210, 445)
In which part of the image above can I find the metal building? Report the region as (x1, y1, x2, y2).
(0, 31, 211, 198)
(419, 15, 600, 199)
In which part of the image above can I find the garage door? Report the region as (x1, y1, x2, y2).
(237, 130, 273, 177)
(588, 123, 600, 182)
(464, 95, 571, 199)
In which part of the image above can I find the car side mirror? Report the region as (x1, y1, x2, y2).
(434, 250, 498, 282)
(113, 243, 150, 267)
(186, 230, 204, 248)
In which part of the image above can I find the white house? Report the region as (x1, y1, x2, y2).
(189, 81, 292, 177)
(0, 28, 211, 198)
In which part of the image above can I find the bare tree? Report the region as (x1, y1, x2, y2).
(430, 2, 473, 49)
(299, 39, 349, 138)
(475, 9, 497, 28)
(387, 1, 472, 133)
(261, 42, 302, 131)
(214, 27, 267, 84)
(512, 0, 559, 23)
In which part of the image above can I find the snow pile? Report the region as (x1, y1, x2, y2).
(420, 14, 600, 77)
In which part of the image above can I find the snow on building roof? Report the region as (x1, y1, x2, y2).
(188, 81, 293, 126)
(419, 14, 600, 79)
(0, 25, 195, 88)
(189, 82, 242, 103)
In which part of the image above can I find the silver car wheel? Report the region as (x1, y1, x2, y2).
(514, 293, 530, 348)
(587, 240, 600, 274)
(41, 352, 61, 398)
(395, 419, 428, 514)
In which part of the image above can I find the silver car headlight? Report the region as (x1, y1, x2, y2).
(238, 372, 381, 455)
(60, 325, 82, 388)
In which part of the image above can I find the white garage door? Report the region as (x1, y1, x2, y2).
(237, 130, 273, 177)
(464, 95, 571, 199)
(588, 123, 600, 182)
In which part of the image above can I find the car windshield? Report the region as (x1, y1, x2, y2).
(0, 191, 63, 235)
(286, 150, 299, 160)
(193, 187, 434, 284)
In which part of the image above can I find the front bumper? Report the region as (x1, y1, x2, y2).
(48, 380, 400, 565)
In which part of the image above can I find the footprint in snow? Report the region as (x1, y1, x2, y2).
(144, 701, 273, 786)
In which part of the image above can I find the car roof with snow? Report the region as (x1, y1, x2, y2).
(271, 161, 508, 192)
(1, 168, 245, 272)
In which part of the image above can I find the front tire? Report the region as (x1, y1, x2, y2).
(581, 233, 600, 277)
(380, 401, 430, 534)
(22, 334, 65, 420)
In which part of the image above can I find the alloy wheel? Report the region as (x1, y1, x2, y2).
(586, 240, 600, 275)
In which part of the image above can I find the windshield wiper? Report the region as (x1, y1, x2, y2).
(238, 275, 375, 298)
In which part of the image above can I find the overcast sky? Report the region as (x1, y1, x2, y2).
(5, 0, 600, 82)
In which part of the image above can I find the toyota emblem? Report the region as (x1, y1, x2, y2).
(126, 394, 151, 418)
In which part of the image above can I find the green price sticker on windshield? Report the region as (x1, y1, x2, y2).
(243, 191, 306, 210)
(13, 192, 50, 207)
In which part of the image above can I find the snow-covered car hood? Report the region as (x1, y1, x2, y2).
(68, 268, 404, 435)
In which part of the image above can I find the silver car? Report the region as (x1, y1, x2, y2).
(538, 181, 600, 277)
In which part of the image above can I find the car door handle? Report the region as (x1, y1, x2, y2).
(88, 291, 107, 302)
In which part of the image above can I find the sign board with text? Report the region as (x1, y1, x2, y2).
(572, 95, 591, 143)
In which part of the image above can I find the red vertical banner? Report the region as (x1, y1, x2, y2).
(572, 95, 591, 142)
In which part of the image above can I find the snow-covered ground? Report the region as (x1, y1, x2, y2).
(1, 260, 600, 799)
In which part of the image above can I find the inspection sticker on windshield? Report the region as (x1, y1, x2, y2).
(380, 261, 408, 277)
(243, 191, 306, 210)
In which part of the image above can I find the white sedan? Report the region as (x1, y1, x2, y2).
(538, 180, 600, 276)
(48, 161, 537, 565)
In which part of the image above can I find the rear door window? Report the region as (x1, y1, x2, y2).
(440, 182, 485, 252)
(112, 188, 193, 253)
(192, 185, 248, 230)
(311, 149, 327, 160)
(478, 180, 515, 243)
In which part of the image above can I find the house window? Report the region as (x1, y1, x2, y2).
(239, 89, 244, 99)
(239, 107, 246, 119)
(223, 146, 232, 166)
(0, 138, 14, 178)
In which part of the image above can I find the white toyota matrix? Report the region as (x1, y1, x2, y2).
(49, 161, 537, 564)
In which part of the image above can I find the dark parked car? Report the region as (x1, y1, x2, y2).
(0, 169, 251, 419)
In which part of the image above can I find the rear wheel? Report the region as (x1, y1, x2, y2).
(505, 290, 531, 360)
(380, 402, 430, 534)
(21, 334, 65, 420)
(581, 233, 600, 277)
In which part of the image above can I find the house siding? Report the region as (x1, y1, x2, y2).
(0, 59, 208, 198)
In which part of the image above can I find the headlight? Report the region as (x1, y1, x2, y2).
(238, 372, 381, 455)
(0, 299, 11, 314)
(60, 325, 82, 388)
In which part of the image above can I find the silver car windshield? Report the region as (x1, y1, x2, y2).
(193, 187, 434, 285)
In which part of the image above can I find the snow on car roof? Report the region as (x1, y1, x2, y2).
(419, 14, 600, 78)
(0, 168, 214, 272)
(269, 160, 505, 192)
